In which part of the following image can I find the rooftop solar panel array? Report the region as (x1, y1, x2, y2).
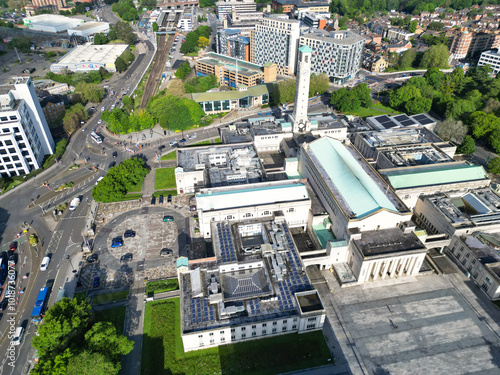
(275, 224, 313, 312)
(191, 298, 215, 325)
(374, 115, 398, 129)
(217, 222, 237, 263)
(247, 299, 261, 316)
(412, 114, 434, 125)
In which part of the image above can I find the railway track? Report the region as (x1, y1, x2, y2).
(140, 13, 180, 108)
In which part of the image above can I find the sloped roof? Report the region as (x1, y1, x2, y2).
(383, 164, 488, 189)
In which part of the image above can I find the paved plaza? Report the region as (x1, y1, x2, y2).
(318, 272, 500, 375)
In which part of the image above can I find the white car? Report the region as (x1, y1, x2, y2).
(69, 197, 80, 211)
(95, 176, 104, 185)
(11, 327, 24, 346)
(40, 256, 50, 271)
(98, 119, 102, 124)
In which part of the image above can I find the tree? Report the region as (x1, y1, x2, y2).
(488, 157, 500, 175)
(434, 119, 468, 143)
(404, 97, 432, 115)
(399, 49, 416, 70)
(175, 61, 192, 80)
(309, 73, 329, 97)
(408, 20, 418, 33)
(389, 85, 421, 109)
(456, 135, 475, 155)
(469, 111, 500, 139)
(427, 21, 445, 31)
(8, 0, 27, 9)
(121, 95, 133, 106)
(0, 176, 12, 191)
(75, 82, 105, 103)
(420, 45, 449, 69)
(66, 351, 118, 375)
(85, 322, 133, 360)
(93, 33, 108, 45)
(152, 22, 158, 32)
(198, 36, 210, 49)
(115, 57, 127, 73)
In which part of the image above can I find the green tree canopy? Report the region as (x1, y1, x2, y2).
(175, 61, 192, 80)
(75, 82, 105, 103)
(420, 45, 449, 69)
(456, 135, 475, 155)
(488, 157, 500, 175)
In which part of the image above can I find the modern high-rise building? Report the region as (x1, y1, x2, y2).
(251, 15, 301, 75)
(299, 30, 365, 84)
(0, 77, 54, 177)
(449, 30, 472, 59)
(215, 0, 257, 20)
(216, 29, 251, 61)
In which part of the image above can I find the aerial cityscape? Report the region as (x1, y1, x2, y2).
(1, 0, 500, 374)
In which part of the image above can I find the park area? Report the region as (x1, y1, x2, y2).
(142, 298, 331, 375)
(155, 167, 176, 190)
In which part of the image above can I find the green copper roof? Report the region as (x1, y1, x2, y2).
(299, 45, 313, 53)
(188, 84, 269, 102)
(176, 257, 188, 268)
(383, 164, 488, 189)
(308, 137, 398, 218)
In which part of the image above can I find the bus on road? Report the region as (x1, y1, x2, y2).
(90, 131, 103, 144)
(31, 287, 50, 323)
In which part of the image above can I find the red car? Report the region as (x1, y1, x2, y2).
(9, 243, 16, 252)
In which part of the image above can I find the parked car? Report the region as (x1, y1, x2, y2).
(179, 138, 186, 144)
(40, 256, 50, 271)
(9, 242, 16, 252)
(113, 151, 117, 158)
(93, 276, 100, 288)
(11, 327, 24, 346)
(109, 161, 116, 168)
(87, 254, 98, 263)
(124, 230, 136, 238)
(163, 215, 174, 222)
(189, 205, 197, 211)
(120, 253, 133, 262)
(169, 140, 178, 147)
(98, 119, 102, 124)
(160, 248, 173, 256)
(150, 196, 156, 205)
(0, 299, 8, 311)
(167, 194, 172, 203)
(95, 176, 104, 185)
(159, 195, 164, 204)
(188, 134, 197, 139)
(111, 237, 123, 248)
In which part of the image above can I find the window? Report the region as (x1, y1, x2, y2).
(199, 342, 204, 347)
(292, 324, 297, 329)
(283, 320, 287, 324)
(220, 331, 225, 335)
(288, 207, 295, 212)
(241, 333, 246, 338)
(231, 335, 236, 340)
(252, 331, 256, 337)
(251, 325, 256, 329)
(307, 317, 317, 322)
(221, 337, 225, 342)
(282, 327, 287, 332)
(210, 339, 215, 344)
(241, 327, 246, 331)
(262, 323, 267, 327)
(272, 328, 277, 333)
(306, 324, 316, 329)
(198, 335, 203, 338)
(262, 330, 266, 335)
(231, 328, 235, 333)
(209, 333, 214, 336)
(273, 321, 277, 326)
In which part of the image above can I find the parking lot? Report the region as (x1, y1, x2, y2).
(79, 205, 190, 290)
(0, 49, 53, 81)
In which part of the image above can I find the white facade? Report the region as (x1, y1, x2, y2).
(446, 235, 500, 300)
(0, 77, 54, 177)
(23, 14, 83, 33)
(178, 14, 193, 32)
(478, 50, 500, 74)
(292, 45, 312, 132)
(51, 44, 129, 73)
(182, 313, 324, 351)
(252, 16, 300, 75)
(216, 0, 257, 20)
(196, 180, 311, 238)
(67, 22, 110, 38)
(299, 30, 365, 84)
(387, 28, 415, 41)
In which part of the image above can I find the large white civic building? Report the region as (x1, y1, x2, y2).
(50, 44, 129, 73)
(0, 77, 54, 177)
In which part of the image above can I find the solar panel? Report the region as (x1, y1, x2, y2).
(394, 115, 408, 122)
(375, 115, 390, 122)
(419, 118, 433, 125)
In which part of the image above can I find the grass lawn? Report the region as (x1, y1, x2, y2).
(74, 291, 88, 302)
(92, 290, 129, 305)
(128, 179, 144, 193)
(141, 298, 332, 375)
(146, 279, 179, 295)
(155, 168, 176, 190)
(160, 151, 177, 161)
(153, 189, 177, 198)
(105, 193, 142, 203)
(94, 306, 127, 333)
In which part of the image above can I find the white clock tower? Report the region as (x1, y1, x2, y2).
(292, 45, 313, 133)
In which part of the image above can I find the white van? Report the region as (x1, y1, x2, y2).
(69, 197, 80, 211)
(11, 327, 24, 345)
(40, 256, 50, 271)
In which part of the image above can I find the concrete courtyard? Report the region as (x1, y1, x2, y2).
(316, 271, 500, 375)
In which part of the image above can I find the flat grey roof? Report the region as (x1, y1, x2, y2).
(353, 228, 426, 258)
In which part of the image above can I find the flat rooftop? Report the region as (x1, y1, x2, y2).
(367, 113, 437, 130)
(427, 188, 500, 226)
(196, 180, 310, 212)
(353, 227, 426, 258)
(55, 44, 128, 65)
(359, 127, 444, 148)
(301, 29, 365, 45)
(305, 137, 409, 219)
(461, 235, 500, 266)
(198, 52, 266, 78)
(181, 220, 316, 333)
(379, 145, 453, 168)
(176, 144, 265, 187)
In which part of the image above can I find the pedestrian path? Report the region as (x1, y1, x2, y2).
(142, 168, 156, 197)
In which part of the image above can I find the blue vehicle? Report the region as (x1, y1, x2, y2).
(31, 287, 50, 323)
(0, 252, 6, 287)
(93, 277, 100, 288)
(111, 237, 123, 248)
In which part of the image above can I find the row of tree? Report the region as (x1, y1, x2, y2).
(92, 158, 149, 202)
(111, 0, 139, 21)
(184, 74, 218, 93)
(102, 108, 155, 134)
(62, 103, 88, 134)
(46, 67, 110, 87)
(115, 49, 135, 73)
(31, 298, 133, 374)
(391, 44, 449, 71)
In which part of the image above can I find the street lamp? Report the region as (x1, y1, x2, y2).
(67, 255, 77, 274)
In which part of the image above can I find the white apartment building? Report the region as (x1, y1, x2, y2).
(299, 30, 365, 84)
(251, 16, 301, 75)
(0, 77, 54, 177)
(387, 28, 415, 41)
(216, 0, 257, 20)
(478, 50, 500, 74)
(178, 14, 193, 32)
